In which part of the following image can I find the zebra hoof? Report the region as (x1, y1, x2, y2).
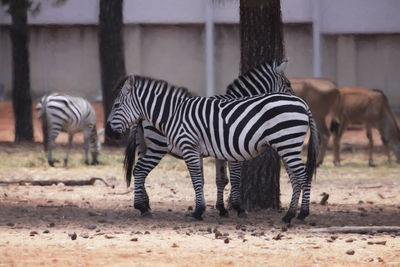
(48, 161, 55, 167)
(188, 214, 203, 221)
(218, 208, 229, 217)
(141, 210, 152, 217)
(91, 160, 99, 166)
(282, 211, 295, 224)
(294, 218, 307, 225)
(296, 209, 309, 220)
(237, 210, 248, 218)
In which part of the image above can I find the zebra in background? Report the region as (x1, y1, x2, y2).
(108, 75, 318, 223)
(122, 61, 295, 218)
(37, 93, 103, 167)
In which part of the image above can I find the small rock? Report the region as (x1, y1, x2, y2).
(207, 227, 212, 233)
(7, 222, 14, 227)
(331, 235, 338, 240)
(273, 233, 283, 240)
(30, 231, 38, 236)
(346, 249, 355, 255)
(135, 231, 143, 235)
(88, 211, 102, 217)
(168, 209, 172, 212)
(187, 206, 193, 211)
(130, 237, 138, 242)
(215, 230, 222, 239)
(104, 235, 115, 239)
(144, 231, 150, 235)
(173, 226, 180, 230)
(87, 224, 97, 230)
(43, 229, 50, 234)
(309, 222, 317, 226)
(98, 218, 114, 224)
(346, 238, 354, 243)
(47, 222, 55, 228)
(281, 225, 288, 232)
(172, 243, 179, 248)
(80, 232, 89, 239)
(68, 232, 77, 240)
(320, 193, 329, 205)
(224, 238, 229, 244)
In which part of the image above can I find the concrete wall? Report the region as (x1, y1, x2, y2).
(1, 24, 400, 112)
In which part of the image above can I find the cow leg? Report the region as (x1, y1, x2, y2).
(316, 117, 329, 166)
(366, 126, 376, 167)
(333, 120, 347, 166)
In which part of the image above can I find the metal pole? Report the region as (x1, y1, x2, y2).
(312, 0, 322, 78)
(205, 0, 215, 97)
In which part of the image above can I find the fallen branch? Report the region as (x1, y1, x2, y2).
(0, 177, 113, 188)
(309, 226, 400, 234)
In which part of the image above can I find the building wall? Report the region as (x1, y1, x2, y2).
(1, 24, 400, 113)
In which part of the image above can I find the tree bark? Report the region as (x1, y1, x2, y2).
(98, 0, 126, 145)
(239, 0, 285, 210)
(9, 0, 34, 142)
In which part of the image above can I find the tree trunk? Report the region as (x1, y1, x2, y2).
(9, 0, 33, 142)
(239, 0, 285, 210)
(98, 0, 126, 145)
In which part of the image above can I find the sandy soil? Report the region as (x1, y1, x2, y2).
(1, 101, 400, 266)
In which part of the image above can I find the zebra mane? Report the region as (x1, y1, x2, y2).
(225, 61, 290, 97)
(133, 75, 192, 97)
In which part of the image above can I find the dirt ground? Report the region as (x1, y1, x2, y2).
(1, 101, 400, 266)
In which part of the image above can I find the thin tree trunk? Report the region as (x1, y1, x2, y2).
(239, 0, 285, 210)
(10, 0, 33, 142)
(99, 0, 126, 145)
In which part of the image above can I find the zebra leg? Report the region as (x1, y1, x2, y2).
(83, 130, 90, 165)
(183, 151, 206, 220)
(47, 128, 59, 167)
(280, 160, 303, 224)
(229, 162, 247, 217)
(215, 159, 229, 216)
(133, 153, 165, 216)
(64, 134, 73, 167)
(297, 177, 311, 221)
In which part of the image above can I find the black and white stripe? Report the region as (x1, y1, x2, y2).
(108, 75, 318, 223)
(122, 61, 295, 217)
(37, 93, 102, 167)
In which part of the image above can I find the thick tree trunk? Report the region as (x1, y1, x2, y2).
(10, 0, 33, 142)
(239, 0, 285, 210)
(99, 0, 126, 145)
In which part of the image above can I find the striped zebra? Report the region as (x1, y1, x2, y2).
(108, 75, 318, 223)
(37, 93, 103, 167)
(123, 61, 294, 218)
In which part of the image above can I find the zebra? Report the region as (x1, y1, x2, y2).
(37, 93, 103, 167)
(122, 61, 295, 218)
(107, 75, 318, 223)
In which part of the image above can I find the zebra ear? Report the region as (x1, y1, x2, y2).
(122, 76, 135, 95)
(276, 60, 288, 73)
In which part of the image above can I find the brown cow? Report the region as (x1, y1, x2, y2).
(330, 87, 400, 166)
(290, 78, 340, 165)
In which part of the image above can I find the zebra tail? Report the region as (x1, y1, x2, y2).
(306, 110, 319, 182)
(124, 125, 138, 188)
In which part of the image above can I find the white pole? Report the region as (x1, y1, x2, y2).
(205, 0, 215, 97)
(312, 0, 322, 78)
